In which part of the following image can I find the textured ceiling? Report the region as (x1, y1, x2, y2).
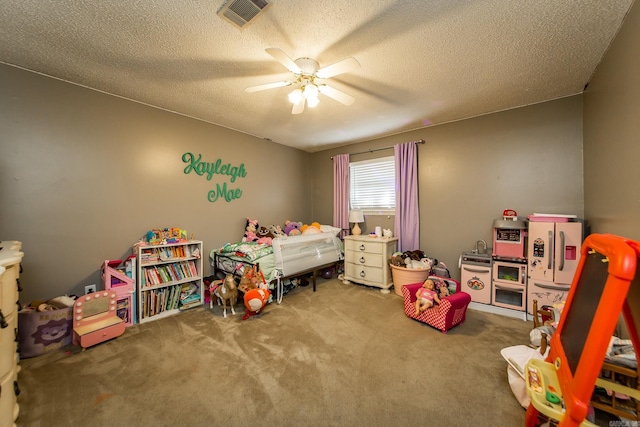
(0, 0, 634, 152)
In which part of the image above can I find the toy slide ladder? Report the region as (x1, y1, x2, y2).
(101, 258, 136, 326)
(524, 233, 640, 426)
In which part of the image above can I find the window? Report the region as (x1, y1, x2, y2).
(349, 156, 395, 212)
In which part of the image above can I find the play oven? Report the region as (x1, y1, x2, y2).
(492, 260, 527, 311)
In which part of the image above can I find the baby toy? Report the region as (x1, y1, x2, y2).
(414, 279, 441, 315)
(209, 274, 238, 318)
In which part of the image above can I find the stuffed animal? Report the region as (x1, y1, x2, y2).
(257, 226, 274, 239)
(238, 265, 266, 293)
(242, 288, 271, 320)
(404, 250, 426, 261)
(242, 218, 259, 242)
(390, 252, 406, 267)
(408, 258, 433, 270)
(301, 222, 321, 235)
(269, 224, 286, 238)
(256, 226, 274, 245)
(284, 220, 302, 236)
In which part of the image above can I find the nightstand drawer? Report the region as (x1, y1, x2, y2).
(344, 239, 384, 255)
(345, 263, 384, 284)
(345, 252, 384, 267)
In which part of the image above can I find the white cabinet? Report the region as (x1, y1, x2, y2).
(0, 241, 23, 427)
(136, 240, 203, 323)
(343, 235, 397, 292)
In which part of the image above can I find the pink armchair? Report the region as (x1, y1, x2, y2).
(401, 276, 471, 333)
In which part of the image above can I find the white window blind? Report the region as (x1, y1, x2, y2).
(350, 156, 395, 211)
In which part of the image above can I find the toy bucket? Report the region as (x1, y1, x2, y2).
(390, 264, 431, 297)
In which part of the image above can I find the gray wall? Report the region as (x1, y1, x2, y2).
(0, 63, 311, 302)
(311, 95, 584, 281)
(4, 0, 639, 302)
(583, 0, 640, 240)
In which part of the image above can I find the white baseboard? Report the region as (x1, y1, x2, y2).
(468, 301, 529, 321)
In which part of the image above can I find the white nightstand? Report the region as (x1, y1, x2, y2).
(343, 235, 398, 293)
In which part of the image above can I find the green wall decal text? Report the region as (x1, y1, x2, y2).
(182, 152, 246, 203)
(208, 182, 242, 202)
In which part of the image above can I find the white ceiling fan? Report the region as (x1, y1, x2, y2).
(246, 48, 360, 114)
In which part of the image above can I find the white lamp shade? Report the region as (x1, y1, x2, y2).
(288, 88, 303, 104)
(349, 210, 364, 223)
(306, 95, 319, 108)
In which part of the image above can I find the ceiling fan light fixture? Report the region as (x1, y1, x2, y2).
(306, 95, 320, 108)
(303, 83, 319, 99)
(249, 48, 359, 114)
(288, 88, 303, 104)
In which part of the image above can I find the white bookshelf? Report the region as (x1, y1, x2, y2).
(135, 240, 203, 323)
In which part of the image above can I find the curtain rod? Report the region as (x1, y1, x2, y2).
(330, 139, 424, 159)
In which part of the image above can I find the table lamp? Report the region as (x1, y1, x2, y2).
(349, 210, 364, 235)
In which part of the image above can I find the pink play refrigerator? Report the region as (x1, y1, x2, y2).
(526, 218, 582, 315)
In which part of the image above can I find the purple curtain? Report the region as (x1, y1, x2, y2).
(394, 143, 419, 251)
(333, 154, 350, 238)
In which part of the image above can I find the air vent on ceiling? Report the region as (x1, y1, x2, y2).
(218, 0, 271, 29)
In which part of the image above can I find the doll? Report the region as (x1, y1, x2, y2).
(415, 279, 441, 315)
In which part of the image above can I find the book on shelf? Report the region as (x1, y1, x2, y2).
(172, 263, 183, 280)
(179, 282, 201, 309)
(187, 260, 198, 277)
(177, 262, 188, 279)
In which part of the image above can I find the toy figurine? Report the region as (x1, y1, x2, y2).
(415, 279, 440, 315)
(210, 274, 238, 318)
(435, 278, 450, 299)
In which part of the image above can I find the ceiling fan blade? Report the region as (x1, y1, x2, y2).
(291, 98, 305, 115)
(266, 48, 302, 74)
(318, 85, 355, 106)
(316, 57, 360, 79)
(245, 80, 293, 93)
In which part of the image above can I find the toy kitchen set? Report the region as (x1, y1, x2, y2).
(460, 209, 583, 319)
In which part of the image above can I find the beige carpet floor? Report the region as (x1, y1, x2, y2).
(16, 278, 539, 426)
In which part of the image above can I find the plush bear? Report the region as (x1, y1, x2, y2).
(390, 252, 406, 267)
(284, 220, 302, 236)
